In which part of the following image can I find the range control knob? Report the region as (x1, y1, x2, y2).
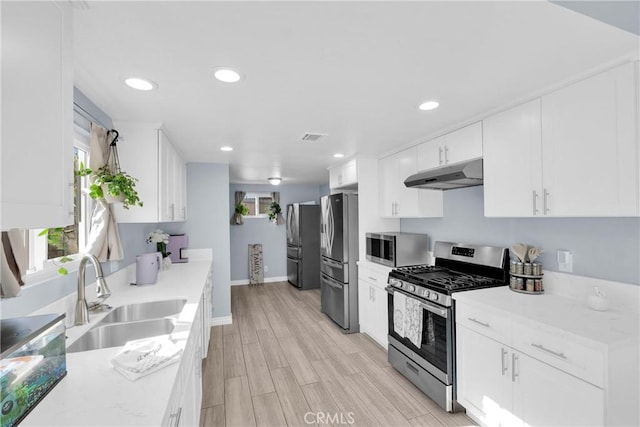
(430, 293, 439, 302)
(424, 290, 431, 298)
(409, 285, 416, 293)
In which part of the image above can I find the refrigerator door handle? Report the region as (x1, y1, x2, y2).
(321, 273, 343, 290)
(321, 256, 342, 269)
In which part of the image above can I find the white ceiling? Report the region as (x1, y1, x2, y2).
(73, 1, 639, 185)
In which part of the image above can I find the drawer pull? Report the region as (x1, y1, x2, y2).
(368, 276, 377, 281)
(531, 343, 567, 360)
(406, 361, 419, 375)
(467, 317, 490, 328)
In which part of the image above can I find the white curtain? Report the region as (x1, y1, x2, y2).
(85, 123, 124, 261)
(0, 230, 27, 298)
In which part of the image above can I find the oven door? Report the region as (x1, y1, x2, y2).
(386, 286, 453, 385)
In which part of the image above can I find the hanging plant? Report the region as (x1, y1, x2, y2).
(268, 200, 282, 223)
(235, 202, 249, 216)
(76, 129, 143, 210)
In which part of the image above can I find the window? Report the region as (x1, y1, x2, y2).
(23, 124, 94, 278)
(242, 193, 273, 218)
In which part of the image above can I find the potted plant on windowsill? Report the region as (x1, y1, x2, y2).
(77, 164, 143, 209)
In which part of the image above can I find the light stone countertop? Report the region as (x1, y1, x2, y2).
(22, 257, 212, 427)
(453, 286, 640, 348)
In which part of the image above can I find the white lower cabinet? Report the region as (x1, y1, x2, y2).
(163, 272, 211, 427)
(358, 263, 390, 348)
(456, 325, 604, 427)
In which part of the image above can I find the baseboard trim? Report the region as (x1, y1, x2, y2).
(210, 314, 232, 326)
(230, 276, 288, 286)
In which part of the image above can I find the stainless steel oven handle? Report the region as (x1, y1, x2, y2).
(386, 286, 448, 318)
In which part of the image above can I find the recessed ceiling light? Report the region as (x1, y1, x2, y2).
(220, 146, 233, 152)
(418, 100, 440, 111)
(268, 177, 282, 185)
(333, 153, 345, 158)
(213, 67, 242, 83)
(123, 77, 157, 91)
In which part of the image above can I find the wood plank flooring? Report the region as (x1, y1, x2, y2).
(200, 282, 477, 427)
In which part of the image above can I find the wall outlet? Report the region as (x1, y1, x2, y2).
(264, 265, 269, 272)
(557, 250, 573, 272)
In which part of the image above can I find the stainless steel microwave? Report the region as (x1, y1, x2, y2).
(365, 232, 429, 267)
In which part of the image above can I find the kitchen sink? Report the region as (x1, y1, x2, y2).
(97, 298, 187, 324)
(67, 318, 176, 353)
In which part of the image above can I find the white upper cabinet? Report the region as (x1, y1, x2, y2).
(1, 1, 74, 229)
(379, 147, 443, 218)
(113, 123, 187, 223)
(329, 158, 357, 189)
(541, 62, 638, 217)
(483, 99, 543, 217)
(484, 62, 638, 217)
(417, 122, 483, 171)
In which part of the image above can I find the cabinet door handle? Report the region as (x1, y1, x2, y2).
(438, 147, 443, 165)
(169, 407, 182, 427)
(368, 276, 377, 281)
(444, 146, 449, 164)
(532, 190, 539, 215)
(467, 317, 490, 328)
(531, 343, 567, 360)
(501, 348, 508, 376)
(511, 353, 519, 382)
(170, 204, 175, 220)
(543, 189, 550, 214)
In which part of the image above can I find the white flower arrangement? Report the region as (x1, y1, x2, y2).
(146, 229, 169, 244)
(146, 229, 171, 258)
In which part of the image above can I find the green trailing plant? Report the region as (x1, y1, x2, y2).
(235, 202, 249, 216)
(77, 163, 143, 209)
(37, 228, 74, 275)
(268, 201, 282, 222)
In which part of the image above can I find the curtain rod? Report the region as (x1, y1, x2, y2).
(73, 102, 109, 129)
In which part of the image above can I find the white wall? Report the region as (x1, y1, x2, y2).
(229, 183, 321, 282)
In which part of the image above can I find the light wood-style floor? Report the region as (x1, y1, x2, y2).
(199, 282, 477, 427)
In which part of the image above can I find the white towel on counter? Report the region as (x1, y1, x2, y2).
(404, 297, 424, 348)
(111, 335, 182, 382)
(393, 291, 407, 338)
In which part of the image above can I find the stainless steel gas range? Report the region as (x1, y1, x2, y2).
(386, 241, 509, 412)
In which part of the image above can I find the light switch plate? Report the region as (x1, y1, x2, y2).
(557, 250, 573, 272)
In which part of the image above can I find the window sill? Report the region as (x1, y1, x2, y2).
(22, 255, 85, 287)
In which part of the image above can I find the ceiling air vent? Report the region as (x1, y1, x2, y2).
(300, 133, 327, 142)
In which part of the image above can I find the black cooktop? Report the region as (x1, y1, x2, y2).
(389, 264, 506, 293)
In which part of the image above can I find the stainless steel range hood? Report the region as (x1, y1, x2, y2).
(404, 158, 483, 190)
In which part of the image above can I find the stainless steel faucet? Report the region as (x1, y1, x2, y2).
(75, 254, 112, 326)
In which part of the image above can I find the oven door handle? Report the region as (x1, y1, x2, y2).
(386, 286, 448, 318)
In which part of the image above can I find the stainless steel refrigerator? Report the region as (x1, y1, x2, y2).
(320, 193, 359, 332)
(286, 204, 321, 290)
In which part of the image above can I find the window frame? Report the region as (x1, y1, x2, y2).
(22, 124, 94, 285)
(241, 192, 273, 219)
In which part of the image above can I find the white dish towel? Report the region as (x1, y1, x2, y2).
(111, 335, 183, 382)
(404, 297, 424, 348)
(393, 291, 407, 338)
